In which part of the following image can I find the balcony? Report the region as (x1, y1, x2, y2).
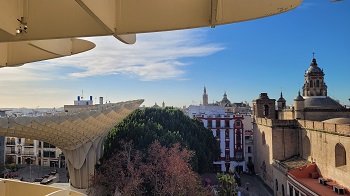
(5, 151, 16, 154)
(22, 151, 35, 155)
(245, 139, 253, 144)
(24, 143, 35, 147)
(6, 142, 15, 146)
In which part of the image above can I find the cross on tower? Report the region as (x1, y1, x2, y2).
(312, 51, 315, 58)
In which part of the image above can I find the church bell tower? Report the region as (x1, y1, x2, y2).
(203, 86, 208, 106)
(302, 56, 327, 97)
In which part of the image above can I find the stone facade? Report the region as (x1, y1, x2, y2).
(252, 57, 350, 195)
(253, 96, 350, 194)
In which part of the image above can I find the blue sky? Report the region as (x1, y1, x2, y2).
(0, 0, 349, 108)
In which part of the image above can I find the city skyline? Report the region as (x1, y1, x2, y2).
(0, 0, 349, 108)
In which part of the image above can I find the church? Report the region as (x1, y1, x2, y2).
(252, 57, 350, 195)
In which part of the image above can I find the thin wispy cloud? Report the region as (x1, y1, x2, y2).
(39, 29, 224, 81)
(0, 66, 54, 82)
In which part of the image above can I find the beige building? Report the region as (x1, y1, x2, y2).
(252, 57, 350, 196)
(4, 137, 64, 168)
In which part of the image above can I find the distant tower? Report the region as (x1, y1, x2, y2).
(162, 101, 165, 108)
(203, 86, 208, 106)
(294, 91, 305, 120)
(277, 92, 286, 110)
(252, 93, 276, 119)
(220, 91, 231, 106)
(302, 56, 327, 97)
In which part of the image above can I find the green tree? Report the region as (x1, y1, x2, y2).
(217, 170, 237, 196)
(104, 107, 220, 173)
(5, 156, 14, 164)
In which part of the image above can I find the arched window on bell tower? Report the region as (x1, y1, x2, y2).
(310, 80, 313, 88)
(263, 105, 269, 117)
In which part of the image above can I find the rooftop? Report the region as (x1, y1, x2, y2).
(288, 164, 349, 196)
(323, 118, 350, 125)
(280, 156, 310, 170)
(304, 96, 344, 110)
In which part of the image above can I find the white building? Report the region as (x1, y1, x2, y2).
(188, 105, 246, 173)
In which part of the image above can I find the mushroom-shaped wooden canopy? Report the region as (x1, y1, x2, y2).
(0, 99, 144, 189)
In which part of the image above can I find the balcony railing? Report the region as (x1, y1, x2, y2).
(6, 142, 15, 145)
(22, 152, 35, 155)
(5, 151, 16, 154)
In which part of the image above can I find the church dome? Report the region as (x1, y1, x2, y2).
(220, 92, 231, 105)
(277, 92, 286, 102)
(303, 96, 344, 109)
(306, 58, 323, 74)
(294, 91, 305, 101)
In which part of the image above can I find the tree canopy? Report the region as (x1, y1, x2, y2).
(104, 107, 220, 173)
(89, 141, 210, 196)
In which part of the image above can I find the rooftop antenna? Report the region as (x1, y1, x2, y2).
(81, 89, 84, 99)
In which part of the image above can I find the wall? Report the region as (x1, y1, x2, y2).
(278, 110, 294, 120)
(272, 162, 288, 196)
(253, 120, 274, 188)
(304, 110, 350, 121)
(254, 117, 302, 191)
(272, 126, 299, 161)
(300, 122, 350, 189)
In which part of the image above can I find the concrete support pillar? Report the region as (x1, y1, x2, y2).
(63, 137, 103, 189)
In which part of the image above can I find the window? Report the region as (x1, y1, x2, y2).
(235, 121, 241, 127)
(216, 120, 220, 128)
(225, 152, 230, 161)
(282, 184, 285, 196)
(289, 185, 294, 196)
(43, 150, 56, 158)
(235, 152, 243, 161)
(43, 142, 56, 148)
(263, 105, 269, 117)
(276, 179, 278, 191)
(248, 146, 252, 153)
(207, 120, 212, 128)
(10, 146, 15, 153)
(225, 141, 230, 149)
(295, 190, 299, 196)
(225, 120, 229, 127)
(225, 130, 229, 139)
(335, 143, 346, 167)
(316, 80, 320, 87)
(262, 132, 266, 145)
(310, 80, 313, 87)
(248, 156, 252, 163)
(216, 130, 220, 139)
